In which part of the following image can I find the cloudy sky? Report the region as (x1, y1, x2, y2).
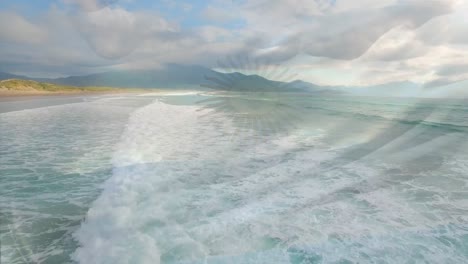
(1, 0, 468, 90)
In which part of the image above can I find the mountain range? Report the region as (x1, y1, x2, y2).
(0, 64, 445, 97)
(0, 64, 341, 94)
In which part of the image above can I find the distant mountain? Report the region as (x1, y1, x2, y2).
(0, 65, 342, 93)
(0, 72, 28, 80)
(204, 72, 312, 92)
(44, 64, 216, 89)
(44, 64, 317, 92)
(3, 66, 427, 96)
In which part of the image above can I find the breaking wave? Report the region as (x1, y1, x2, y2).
(72, 99, 468, 263)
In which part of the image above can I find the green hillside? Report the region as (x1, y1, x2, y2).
(0, 79, 146, 95)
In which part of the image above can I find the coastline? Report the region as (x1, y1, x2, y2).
(0, 90, 201, 113)
(0, 79, 164, 98)
(0, 89, 151, 98)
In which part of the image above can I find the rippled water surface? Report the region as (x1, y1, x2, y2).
(1, 93, 468, 263)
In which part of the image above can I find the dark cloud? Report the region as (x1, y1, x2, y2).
(436, 64, 468, 76)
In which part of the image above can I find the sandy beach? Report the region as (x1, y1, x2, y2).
(0, 85, 156, 98)
(0, 90, 200, 113)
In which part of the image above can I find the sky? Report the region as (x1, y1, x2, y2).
(1, 0, 468, 91)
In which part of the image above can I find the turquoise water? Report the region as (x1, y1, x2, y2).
(1, 93, 468, 263)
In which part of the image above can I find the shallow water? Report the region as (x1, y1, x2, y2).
(1, 93, 468, 263)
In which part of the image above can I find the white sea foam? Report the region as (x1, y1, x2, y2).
(137, 91, 200, 97)
(0, 97, 157, 264)
(71, 100, 329, 263)
(72, 99, 468, 263)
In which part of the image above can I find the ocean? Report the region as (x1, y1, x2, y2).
(1, 93, 468, 263)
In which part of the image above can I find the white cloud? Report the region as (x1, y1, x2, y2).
(62, 0, 118, 12)
(72, 7, 176, 59)
(1, 0, 468, 91)
(202, 6, 237, 23)
(240, 0, 454, 61)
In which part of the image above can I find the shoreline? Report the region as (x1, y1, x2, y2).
(0, 91, 160, 113)
(0, 79, 167, 98)
(0, 89, 193, 103)
(0, 90, 201, 108)
(0, 89, 151, 97)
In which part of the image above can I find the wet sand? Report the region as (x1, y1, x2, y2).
(0, 93, 155, 114)
(0, 91, 199, 113)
